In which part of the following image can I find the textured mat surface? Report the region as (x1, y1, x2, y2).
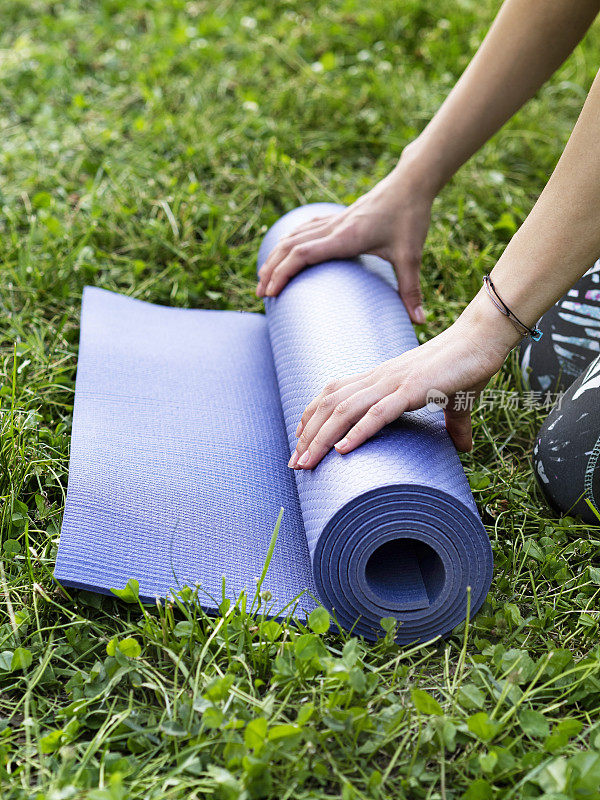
(56, 203, 493, 642)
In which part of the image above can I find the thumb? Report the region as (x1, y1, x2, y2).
(444, 397, 473, 452)
(395, 261, 425, 324)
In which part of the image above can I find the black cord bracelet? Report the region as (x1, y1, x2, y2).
(483, 275, 543, 342)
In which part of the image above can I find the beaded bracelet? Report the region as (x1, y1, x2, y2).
(483, 274, 543, 342)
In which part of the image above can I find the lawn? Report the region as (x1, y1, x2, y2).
(2, 0, 600, 798)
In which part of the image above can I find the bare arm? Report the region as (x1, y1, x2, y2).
(483, 64, 600, 329)
(290, 64, 600, 468)
(257, 0, 600, 325)
(409, 0, 600, 194)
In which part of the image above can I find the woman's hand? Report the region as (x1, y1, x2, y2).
(256, 148, 437, 324)
(288, 292, 521, 470)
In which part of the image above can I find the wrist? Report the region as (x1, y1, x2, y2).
(395, 137, 451, 199)
(457, 288, 524, 367)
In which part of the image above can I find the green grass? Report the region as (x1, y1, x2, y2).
(2, 0, 600, 797)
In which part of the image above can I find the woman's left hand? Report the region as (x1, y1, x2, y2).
(288, 293, 520, 470)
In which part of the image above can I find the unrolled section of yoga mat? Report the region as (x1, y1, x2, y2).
(55, 287, 318, 615)
(259, 203, 493, 641)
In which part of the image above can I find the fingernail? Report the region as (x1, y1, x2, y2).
(414, 305, 426, 324)
(266, 281, 274, 296)
(295, 421, 303, 437)
(256, 285, 263, 297)
(288, 451, 298, 468)
(334, 438, 348, 452)
(297, 451, 310, 467)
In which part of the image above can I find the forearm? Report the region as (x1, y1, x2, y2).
(489, 67, 600, 318)
(463, 66, 600, 357)
(403, 0, 599, 194)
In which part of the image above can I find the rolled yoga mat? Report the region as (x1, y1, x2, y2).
(56, 203, 493, 642)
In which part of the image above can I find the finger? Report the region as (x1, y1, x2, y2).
(258, 219, 333, 280)
(257, 217, 332, 296)
(264, 232, 350, 297)
(444, 403, 473, 452)
(284, 215, 335, 236)
(291, 380, 389, 468)
(395, 257, 425, 325)
(257, 224, 333, 296)
(333, 390, 407, 456)
(295, 369, 373, 439)
(295, 375, 373, 444)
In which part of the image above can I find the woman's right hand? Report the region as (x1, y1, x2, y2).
(256, 149, 437, 324)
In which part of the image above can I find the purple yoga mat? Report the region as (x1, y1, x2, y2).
(55, 203, 492, 642)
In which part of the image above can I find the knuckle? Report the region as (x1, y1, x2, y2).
(399, 248, 421, 268)
(290, 244, 308, 259)
(367, 402, 386, 419)
(333, 398, 352, 416)
(372, 368, 390, 384)
(311, 432, 328, 448)
(402, 286, 422, 301)
(302, 402, 316, 419)
(269, 265, 285, 284)
(273, 243, 291, 261)
(318, 393, 337, 411)
(350, 419, 368, 438)
(297, 432, 310, 448)
(323, 379, 341, 395)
